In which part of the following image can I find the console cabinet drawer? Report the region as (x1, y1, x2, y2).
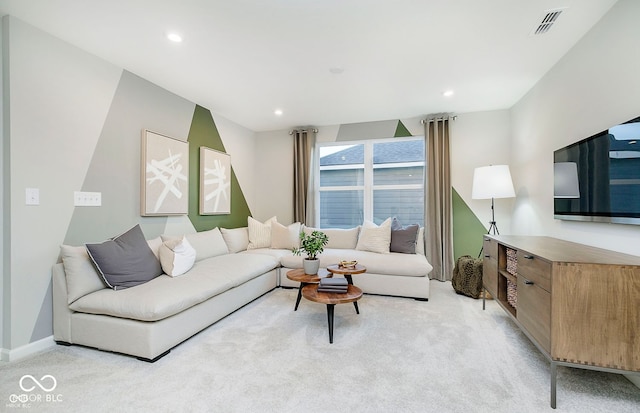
(517, 251, 551, 292)
(517, 276, 551, 353)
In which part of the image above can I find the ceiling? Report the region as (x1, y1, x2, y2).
(0, 0, 618, 132)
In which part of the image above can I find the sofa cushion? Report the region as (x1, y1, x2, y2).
(221, 227, 249, 253)
(280, 248, 432, 277)
(303, 226, 360, 249)
(271, 222, 301, 249)
(390, 218, 419, 254)
(70, 253, 279, 321)
(164, 227, 228, 262)
(356, 218, 391, 254)
(60, 245, 107, 304)
(247, 216, 277, 249)
(159, 237, 197, 277)
(86, 224, 162, 290)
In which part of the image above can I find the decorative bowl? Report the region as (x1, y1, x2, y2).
(339, 260, 357, 269)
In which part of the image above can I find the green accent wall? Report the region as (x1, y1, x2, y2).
(187, 105, 252, 231)
(394, 120, 412, 137)
(452, 187, 486, 260)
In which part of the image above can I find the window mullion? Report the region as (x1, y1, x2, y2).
(363, 142, 374, 222)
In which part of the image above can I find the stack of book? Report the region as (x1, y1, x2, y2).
(318, 277, 348, 293)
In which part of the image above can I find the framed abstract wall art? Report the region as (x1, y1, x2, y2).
(199, 147, 231, 215)
(141, 130, 189, 216)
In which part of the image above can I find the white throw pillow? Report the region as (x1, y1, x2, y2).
(247, 216, 277, 249)
(147, 236, 163, 260)
(159, 237, 197, 277)
(271, 222, 301, 249)
(416, 227, 425, 256)
(221, 227, 249, 253)
(355, 218, 392, 254)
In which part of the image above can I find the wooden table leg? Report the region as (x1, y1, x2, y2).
(327, 304, 335, 343)
(343, 275, 359, 314)
(294, 282, 307, 311)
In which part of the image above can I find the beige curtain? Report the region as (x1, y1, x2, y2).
(424, 118, 454, 281)
(293, 129, 316, 225)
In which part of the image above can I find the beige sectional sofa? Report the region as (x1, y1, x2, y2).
(53, 220, 432, 361)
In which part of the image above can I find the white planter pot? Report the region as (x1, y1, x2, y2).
(303, 258, 320, 275)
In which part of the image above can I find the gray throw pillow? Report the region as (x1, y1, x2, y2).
(86, 224, 162, 290)
(390, 217, 419, 254)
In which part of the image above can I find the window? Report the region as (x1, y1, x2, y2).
(317, 138, 425, 228)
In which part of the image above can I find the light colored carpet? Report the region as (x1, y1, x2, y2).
(1, 280, 639, 412)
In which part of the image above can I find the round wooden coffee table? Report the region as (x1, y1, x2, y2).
(286, 268, 332, 311)
(326, 264, 366, 313)
(302, 284, 363, 344)
(326, 264, 366, 284)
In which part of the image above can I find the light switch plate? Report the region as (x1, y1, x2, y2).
(26, 188, 40, 205)
(74, 191, 102, 207)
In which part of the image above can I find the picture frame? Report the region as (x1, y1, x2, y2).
(140, 130, 189, 216)
(199, 147, 231, 215)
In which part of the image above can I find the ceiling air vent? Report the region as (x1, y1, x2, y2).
(531, 8, 566, 35)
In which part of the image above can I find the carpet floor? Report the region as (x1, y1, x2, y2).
(1, 280, 639, 412)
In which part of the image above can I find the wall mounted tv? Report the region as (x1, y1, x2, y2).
(554, 116, 640, 225)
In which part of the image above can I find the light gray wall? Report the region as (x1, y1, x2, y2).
(510, 0, 640, 256)
(1, 16, 258, 356)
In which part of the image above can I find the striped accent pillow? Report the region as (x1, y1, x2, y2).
(247, 216, 277, 249)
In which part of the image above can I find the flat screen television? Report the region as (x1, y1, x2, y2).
(554, 116, 640, 225)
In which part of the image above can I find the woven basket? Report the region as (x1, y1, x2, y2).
(507, 279, 517, 309)
(506, 248, 518, 276)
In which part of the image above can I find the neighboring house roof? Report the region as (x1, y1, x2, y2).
(320, 140, 424, 166)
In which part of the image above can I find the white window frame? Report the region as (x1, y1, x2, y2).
(315, 137, 425, 226)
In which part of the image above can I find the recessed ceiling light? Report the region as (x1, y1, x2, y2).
(274, 109, 283, 116)
(167, 33, 182, 43)
(443, 90, 454, 97)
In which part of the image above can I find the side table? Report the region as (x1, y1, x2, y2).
(326, 264, 366, 314)
(286, 268, 332, 311)
(302, 284, 363, 343)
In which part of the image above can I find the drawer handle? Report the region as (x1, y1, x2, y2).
(523, 255, 534, 260)
(484, 254, 490, 258)
(523, 278, 534, 285)
(483, 237, 490, 241)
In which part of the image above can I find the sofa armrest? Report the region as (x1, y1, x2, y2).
(52, 263, 73, 343)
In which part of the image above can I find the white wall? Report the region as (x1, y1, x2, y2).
(212, 113, 258, 212)
(253, 129, 294, 223)
(451, 110, 513, 233)
(510, 0, 640, 256)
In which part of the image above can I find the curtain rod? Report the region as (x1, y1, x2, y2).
(420, 115, 457, 124)
(289, 128, 318, 135)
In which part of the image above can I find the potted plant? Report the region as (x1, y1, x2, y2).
(292, 230, 329, 275)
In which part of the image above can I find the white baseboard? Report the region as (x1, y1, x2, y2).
(0, 336, 55, 362)
(625, 373, 640, 389)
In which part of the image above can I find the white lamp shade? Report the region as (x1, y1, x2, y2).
(472, 165, 516, 199)
(554, 162, 580, 198)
